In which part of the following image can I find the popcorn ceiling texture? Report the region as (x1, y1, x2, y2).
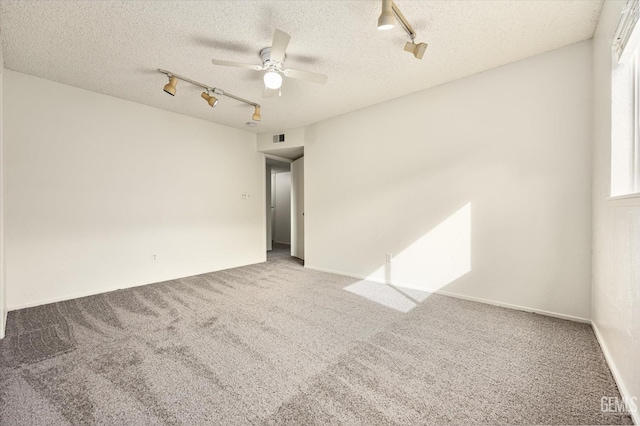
(0, 0, 602, 133)
(0, 246, 632, 425)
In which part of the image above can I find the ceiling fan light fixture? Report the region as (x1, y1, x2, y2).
(263, 71, 283, 89)
(377, 0, 395, 30)
(201, 91, 219, 108)
(163, 76, 178, 96)
(252, 106, 262, 122)
(210, 29, 328, 98)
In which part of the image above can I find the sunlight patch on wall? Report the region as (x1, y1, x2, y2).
(344, 203, 471, 312)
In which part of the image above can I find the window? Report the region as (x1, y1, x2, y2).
(611, 0, 640, 197)
(634, 49, 640, 193)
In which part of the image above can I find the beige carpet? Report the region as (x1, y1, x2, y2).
(0, 244, 632, 425)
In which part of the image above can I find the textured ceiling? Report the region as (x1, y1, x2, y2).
(0, 1, 602, 134)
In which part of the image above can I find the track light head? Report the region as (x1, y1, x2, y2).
(378, 11, 395, 30)
(252, 106, 261, 122)
(263, 71, 283, 90)
(404, 41, 428, 59)
(201, 91, 219, 108)
(378, 0, 395, 30)
(163, 76, 178, 96)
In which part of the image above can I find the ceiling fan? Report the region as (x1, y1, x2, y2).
(211, 29, 328, 98)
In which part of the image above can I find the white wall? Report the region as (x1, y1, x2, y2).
(274, 172, 291, 244)
(305, 41, 593, 321)
(592, 1, 640, 422)
(0, 31, 6, 338)
(4, 70, 265, 310)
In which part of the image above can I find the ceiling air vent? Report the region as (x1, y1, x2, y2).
(273, 134, 285, 143)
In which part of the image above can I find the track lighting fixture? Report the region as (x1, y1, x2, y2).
(377, 0, 395, 30)
(158, 69, 260, 123)
(404, 41, 428, 60)
(252, 106, 261, 122)
(263, 71, 283, 90)
(376, 0, 428, 60)
(201, 91, 219, 108)
(163, 76, 178, 96)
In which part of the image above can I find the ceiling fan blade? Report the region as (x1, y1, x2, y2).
(270, 29, 291, 63)
(283, 68, 328, 85)
(263, 86, 280, 98)
(211, 58, 263, 71)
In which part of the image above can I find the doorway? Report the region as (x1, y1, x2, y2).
(273, 169, 291, 247)
(266, 158, 291, 252)
(265, 155, 304, 261)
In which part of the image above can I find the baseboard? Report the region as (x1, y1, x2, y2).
(304, 265, 366, 281)
(8, 258, 266, 312)
(432, 290, 590, 323)
(592, 321, 639, 425)
(304, 265, 590, 323)
(7, 284, 144, 311)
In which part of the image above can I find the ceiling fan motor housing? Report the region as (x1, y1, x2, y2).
(260, 47, 285, 72)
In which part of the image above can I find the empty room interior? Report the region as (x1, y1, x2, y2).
(0, 0, 638, 424)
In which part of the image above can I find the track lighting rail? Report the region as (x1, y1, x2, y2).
(390, 1, 416, 41)
(158, 69, 259, 108)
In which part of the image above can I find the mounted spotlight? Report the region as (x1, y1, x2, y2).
(163, 76, 178, 96)
(201, 91, 219, 108)
(377, 0, 395, 30)
(377, 0, 428, 60)
(263, 71, 283, 90)
(252, 106, 261, 122)
(404, 41, 428, 59)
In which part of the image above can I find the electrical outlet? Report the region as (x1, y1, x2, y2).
(386, 253, 392, 262)
(241, 193, 247, 199)
(152, 254, 157, 261)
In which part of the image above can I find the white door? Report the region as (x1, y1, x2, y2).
(291, 157, 304, 260)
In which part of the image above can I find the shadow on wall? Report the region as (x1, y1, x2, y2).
(344, 203, 471, 313)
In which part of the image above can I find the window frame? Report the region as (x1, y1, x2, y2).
(611, 0, 640, 199)
(633, 50, 640, 193)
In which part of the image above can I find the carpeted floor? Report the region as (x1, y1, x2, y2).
(0, 244, 633, 425)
